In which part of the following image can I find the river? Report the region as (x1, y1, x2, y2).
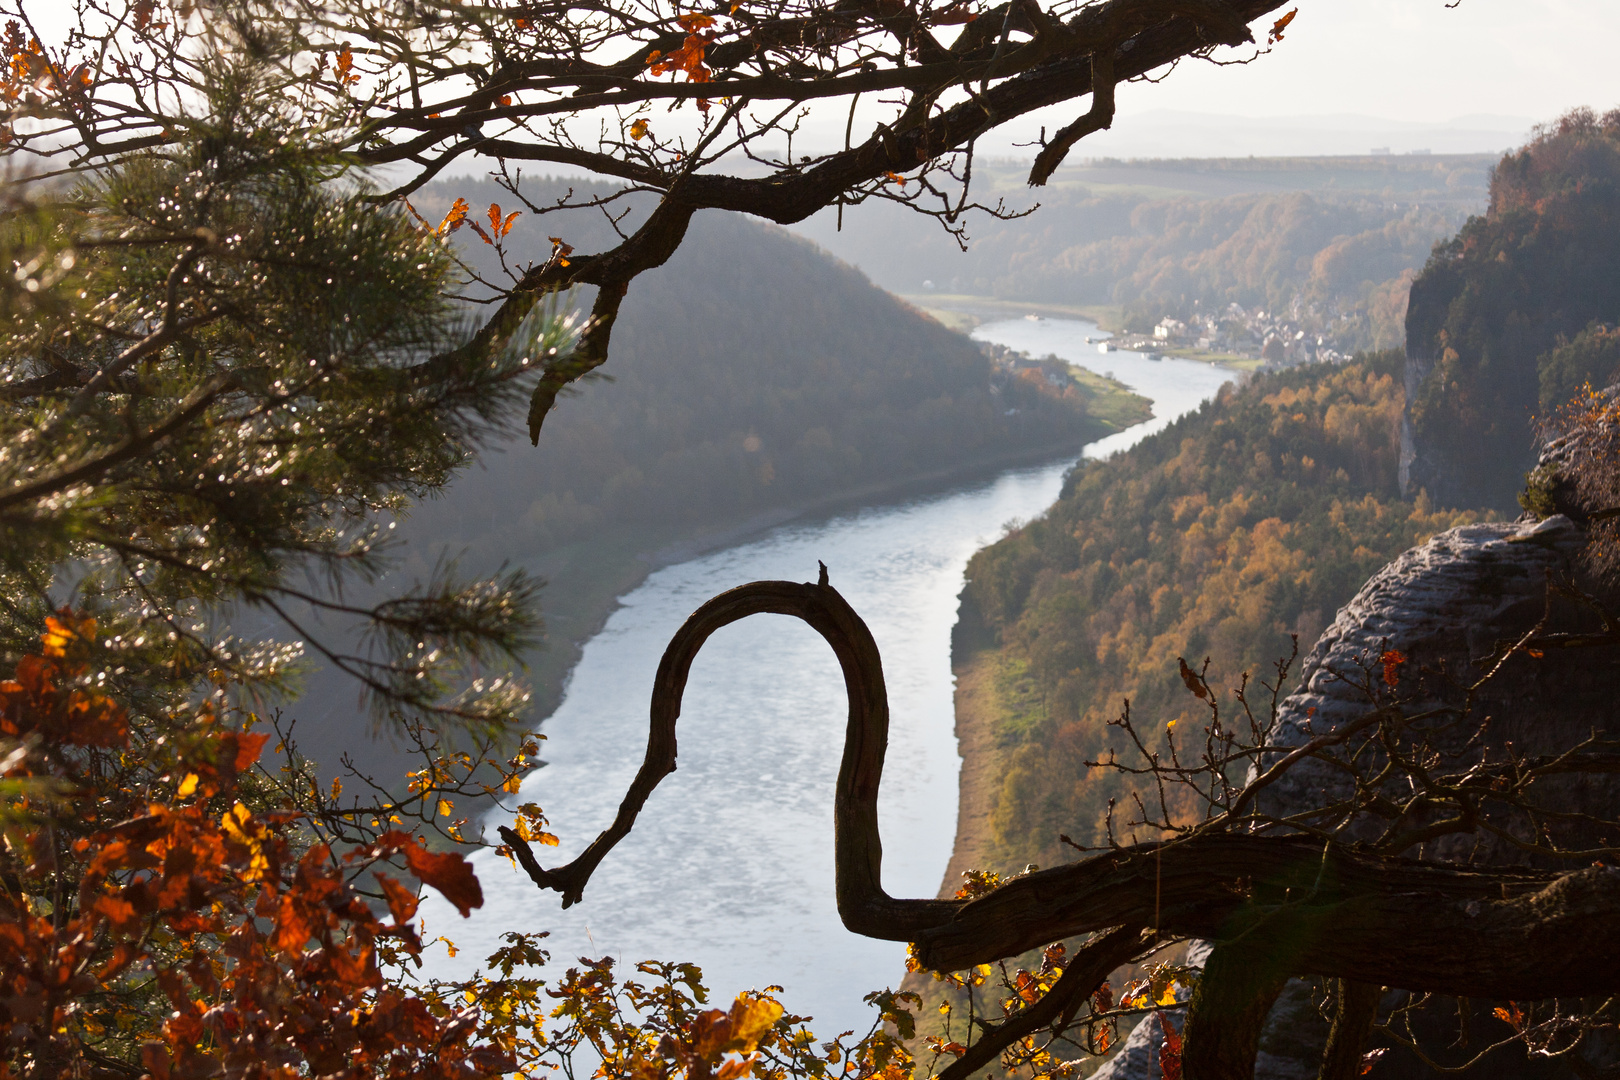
(416, 318, 1233, 1037)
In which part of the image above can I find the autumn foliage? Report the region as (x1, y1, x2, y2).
(0, 613, 930, 1080)
(0, 614, 511, 1078)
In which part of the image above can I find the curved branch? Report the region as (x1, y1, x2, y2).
(1028, 49, 1115, 187)
(500, 574, 1620, 1003)
(499, 566, 957, 937)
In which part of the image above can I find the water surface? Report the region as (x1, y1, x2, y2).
(418, 318, 1232, 1036)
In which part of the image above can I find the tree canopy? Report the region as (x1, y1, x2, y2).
(7, 0, 1291, 439)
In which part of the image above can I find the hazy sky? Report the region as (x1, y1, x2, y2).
(787, 0, 1620, 160)
(1109, 0, 1617, 123)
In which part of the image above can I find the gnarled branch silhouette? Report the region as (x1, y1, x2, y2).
(500, 570, 1620, 1078)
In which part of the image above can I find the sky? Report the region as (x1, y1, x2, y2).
(506, 0, 1620, 168)
(925, 0, 1620, 158)
(1109, 0, 1616, 125)
(30, 0, 1615, 168)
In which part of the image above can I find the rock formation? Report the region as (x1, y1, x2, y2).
(1232, 513, 1613, 1077)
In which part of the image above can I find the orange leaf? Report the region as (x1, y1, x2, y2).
(1380, 649, 1406, 688)
(335, 43, 361, 86)
(374, 872, 420, 925)
(629, 117, 650, 141)
(404, 843, 483, 916)
(1158, 1012, 1183, 1080)
(1268, 8, 1297, 43)
(231, 730, 270, 771)
(92, 894, 142, 935)
(501, 210, 521, 237)
(437, 197, 469, 236)
(274, 893, 318, 953)
(469, 221, 494, 245)
(499, 94, 512, 106)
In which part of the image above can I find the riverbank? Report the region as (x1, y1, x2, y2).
(524, 412, 1147, 726)
(936, 649, 1014, 895)
(910, 297, 1265, 374)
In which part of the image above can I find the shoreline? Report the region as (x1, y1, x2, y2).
(936, 648, 1011, 898)
(902, 295, 1264, 374)
(522, 428, 1133, 729)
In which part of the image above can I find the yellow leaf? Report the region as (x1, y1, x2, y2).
(731, 996, 785, 1046)
(437, 799, 454, 818)
(177, 773, 199, 798)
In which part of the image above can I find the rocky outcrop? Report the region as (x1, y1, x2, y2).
(1258, 514, 1606, 855)
(1397, 275, 1447, 506)
(1240, 514, 1617, 1077)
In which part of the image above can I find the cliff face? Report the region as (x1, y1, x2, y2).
(1086, 514, 1616, 1078)
(1400, 110, 1620, 512)
(1261, 515, 1617, 857)
(1395, 273, 1446, 504)
(1249, 514, 1615, 1078)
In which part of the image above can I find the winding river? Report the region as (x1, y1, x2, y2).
(417, 318, 1233, 1037)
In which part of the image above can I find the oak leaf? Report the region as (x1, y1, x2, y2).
(404, 841, 484, 916)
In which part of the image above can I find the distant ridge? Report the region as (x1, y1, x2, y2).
(998, 109, 1534, 160)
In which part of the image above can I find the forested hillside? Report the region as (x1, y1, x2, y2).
(952, 354, 1482, 871)
(288, 180, 1144, 777)
(797, 156, 1488, 352)
(1404, 108, 1620, 510)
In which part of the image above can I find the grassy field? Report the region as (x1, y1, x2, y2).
(903, 293, 1123, 331)
(1066, 363, 1156, 428)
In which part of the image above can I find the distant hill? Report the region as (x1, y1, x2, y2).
(793, 155, 1489, 353)
(1403, 107, 1620, 511)
(284, 179, 1145, 780)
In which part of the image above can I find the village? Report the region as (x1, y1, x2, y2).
(1109, 301, 1353, 369)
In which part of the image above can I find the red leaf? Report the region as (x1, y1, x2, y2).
(375, 872, 420, 925)
(1380, 649, 1406, 688)
(1158, 1011, 1182, 1080)
(404, 843, 483, 916)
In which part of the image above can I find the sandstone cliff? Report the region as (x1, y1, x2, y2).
(1093, 511, 1616, 1077)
